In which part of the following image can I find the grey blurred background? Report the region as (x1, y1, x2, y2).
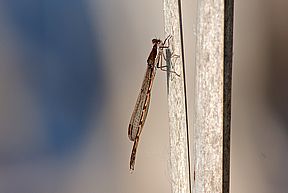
(232, 1, 288, 193)
(0, 0, 287, 192)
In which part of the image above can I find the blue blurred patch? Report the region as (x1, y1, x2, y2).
(3, 0, 106, 157)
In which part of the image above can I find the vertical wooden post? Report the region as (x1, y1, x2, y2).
(193, 0, 233, 193)
(164, 0, 234, 192)
(164, 0, 191, 193)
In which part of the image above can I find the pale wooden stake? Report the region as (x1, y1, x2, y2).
(164, 0, 191, 193)
(164, 0, 234, 193)
(193, 0, 233, 193)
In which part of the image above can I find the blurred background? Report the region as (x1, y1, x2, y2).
(0, 0, 287, 192)
(232, 1, 288, 193)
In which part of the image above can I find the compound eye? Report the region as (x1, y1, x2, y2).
(152, 39, 162, 45)
(152, 39, 158, 44)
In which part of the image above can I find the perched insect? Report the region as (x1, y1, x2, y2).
(128, 35, 178, 171)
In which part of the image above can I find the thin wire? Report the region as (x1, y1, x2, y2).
(177, 0, 192, 192)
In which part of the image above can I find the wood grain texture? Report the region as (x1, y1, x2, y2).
(193, 0, 233, 192)
(164, 0, 191, 192)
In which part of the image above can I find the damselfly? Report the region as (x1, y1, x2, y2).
(128, 35, 178, 171)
